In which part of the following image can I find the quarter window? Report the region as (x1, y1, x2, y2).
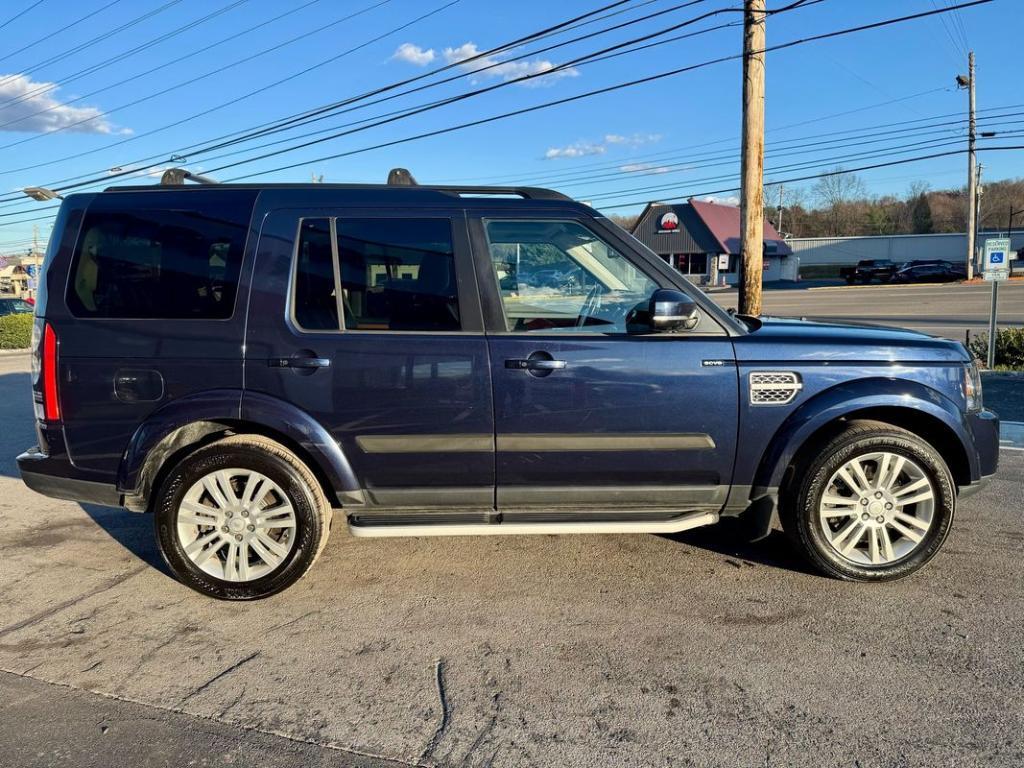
(67, 205, 250, 319)
(293, 219, 338, 331)
(485, 220, 659, 333)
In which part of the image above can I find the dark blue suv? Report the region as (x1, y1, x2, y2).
(18, 180, 1000, 599)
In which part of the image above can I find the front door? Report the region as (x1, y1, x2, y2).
(470, 215, 738, 515)
(244, 207, 494, 510)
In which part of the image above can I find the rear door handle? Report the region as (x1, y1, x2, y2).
(268, 357, 331, 369)
(505, 358, 567, 371)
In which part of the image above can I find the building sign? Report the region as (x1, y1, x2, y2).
(656, 211, 679, 233)
(984, 237, 1011, 282)
(718, 254, 730, 270)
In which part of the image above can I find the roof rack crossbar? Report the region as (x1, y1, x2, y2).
(429, 185, 571, 201)
(160, 168, 219, 186)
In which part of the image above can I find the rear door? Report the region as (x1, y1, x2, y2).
(469, 212, 739, 514)
(54, 189, 257, 476)
(243, 207, 495, 511)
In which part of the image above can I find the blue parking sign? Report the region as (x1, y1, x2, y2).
(990, 252, 1005, 264)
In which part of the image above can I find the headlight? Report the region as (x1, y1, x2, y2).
(963, 362, 983, 412)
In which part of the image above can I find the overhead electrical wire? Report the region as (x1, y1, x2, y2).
(1, 0, 996, 227)
(0, 0, 47, 32)
(0, 0, 126, 68)
(0, 0, 255, 122)
(0, 0, 645, 186)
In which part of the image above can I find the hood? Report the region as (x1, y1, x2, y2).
(732, 316, 970, 364)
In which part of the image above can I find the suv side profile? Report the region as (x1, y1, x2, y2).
(19, 179, 1000, 599)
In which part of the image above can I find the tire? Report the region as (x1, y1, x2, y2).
(779, 420, 956, 581)
(154, 435, 332, 600)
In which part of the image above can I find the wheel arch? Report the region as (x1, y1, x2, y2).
(118, 390, 360, 511)
(754, 378, 977, 501)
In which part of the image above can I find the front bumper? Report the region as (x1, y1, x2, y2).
(967, 408, 1000, 478)
(17, 447, 122, 507)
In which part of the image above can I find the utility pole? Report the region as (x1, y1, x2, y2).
(776, 184, 785, 235)
(964, 51, 977, 280)
(739, 0, 766, 315)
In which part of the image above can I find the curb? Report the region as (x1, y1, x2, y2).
(806, 282, 964, 292)
(0, 349, 30, 357)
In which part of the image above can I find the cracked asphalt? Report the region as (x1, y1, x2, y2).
(1, 348, 1022, 768)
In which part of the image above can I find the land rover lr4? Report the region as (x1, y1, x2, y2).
(18, 182, 1000, 599)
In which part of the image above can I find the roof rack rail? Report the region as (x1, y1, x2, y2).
(160, 168, 219, 186)
(429, 185, 572, 201)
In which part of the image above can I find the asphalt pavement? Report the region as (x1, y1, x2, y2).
(708, 280, 1024, 342)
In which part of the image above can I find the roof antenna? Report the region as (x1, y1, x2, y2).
(387, 167, 418, 186)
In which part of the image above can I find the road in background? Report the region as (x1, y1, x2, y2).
(708, 281, 1024, 342)
(1, 354, 1022, 767)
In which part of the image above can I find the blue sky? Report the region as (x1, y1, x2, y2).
(0, 0, 1021, 252)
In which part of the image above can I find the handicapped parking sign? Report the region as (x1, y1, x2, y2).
(984, 238, 1011, 281)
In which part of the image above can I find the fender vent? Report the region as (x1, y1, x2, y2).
(749, 371, 803, 405)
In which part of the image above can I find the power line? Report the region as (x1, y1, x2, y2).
(593, 145, 1024, 211)
(0, 0, 125, 67)
(0, 0, 673, 192)
(0, 0, 187, 90)
(0, 0, 396, 149)
(0, 0, 46, 31)
(0, 0, 255, 123)
(207, 0, 995, 181)
(0, 0, 326, 130)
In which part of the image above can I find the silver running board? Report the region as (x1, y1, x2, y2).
(347, 510, 719, 538)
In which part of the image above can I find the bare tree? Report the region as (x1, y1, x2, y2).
(813, 168, 868, 235)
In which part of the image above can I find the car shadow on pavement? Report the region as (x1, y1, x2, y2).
(78, 503, 171, 577)
(663, 517, 818, 576)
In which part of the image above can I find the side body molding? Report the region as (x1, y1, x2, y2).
(750, 377, 979, 496)
(117, 389, 358, 509)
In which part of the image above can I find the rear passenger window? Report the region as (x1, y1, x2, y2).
(293, 219, 337, 331)
(67, 205, 250, 319)
(335, 218, 459, 331)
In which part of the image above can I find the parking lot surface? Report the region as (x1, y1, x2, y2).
(709, 280, 1024, 342)
(1, 338, 1022, 767)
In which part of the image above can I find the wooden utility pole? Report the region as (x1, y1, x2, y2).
(965, 51, 977, 280)
(739, 0, 766, 315)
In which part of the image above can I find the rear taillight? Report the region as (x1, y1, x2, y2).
(42, 322, 60, 421)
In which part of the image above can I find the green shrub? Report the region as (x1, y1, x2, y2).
(968, 327, 1024, 370)
(0, 313, 33, 349)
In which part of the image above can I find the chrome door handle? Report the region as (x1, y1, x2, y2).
(505, 358, 567, 371)
(269, 357, 331, 369)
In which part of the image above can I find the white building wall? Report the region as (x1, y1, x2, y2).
(789, 231, 1024, 266)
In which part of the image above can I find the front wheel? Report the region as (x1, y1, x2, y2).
(154, 435, 332, 600)
(780, 420, 956, 581)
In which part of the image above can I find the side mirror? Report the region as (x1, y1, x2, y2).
(649, 288, 700, 332)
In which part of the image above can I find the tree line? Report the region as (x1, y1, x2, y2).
(606, 170, 1024, 240)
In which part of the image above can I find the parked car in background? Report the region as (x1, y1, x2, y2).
(890, 262, 967, 283)
(19, 175, 1000, 599)
(0, 297, 34, 315)
(839, 259, 899, 284)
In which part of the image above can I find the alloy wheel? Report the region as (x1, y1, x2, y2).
(176, 468, 297, 582)
(818, 451, 936, 566)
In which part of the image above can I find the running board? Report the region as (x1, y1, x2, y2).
(347, 510, 719, 538)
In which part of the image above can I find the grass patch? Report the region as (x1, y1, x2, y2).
(0, 313, 33, 349)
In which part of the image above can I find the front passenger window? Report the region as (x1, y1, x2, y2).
(484, 220, 659, 334)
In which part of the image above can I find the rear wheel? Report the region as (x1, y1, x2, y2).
(780, 421, 956, 581)
(154, 435, 332, 600)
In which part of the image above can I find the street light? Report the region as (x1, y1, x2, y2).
(22, 187, 63, 201)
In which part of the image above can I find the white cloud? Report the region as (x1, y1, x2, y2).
(605, 133, 662, 146)
(442, 42, 578, 87)
(392, 43, 435, 66)
(620, 163, 670, 174)
(544, 142, 606, 160)
(700, 195, 740, 206)
(0, 73, 121, 134)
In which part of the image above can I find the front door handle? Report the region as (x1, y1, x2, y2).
(269, 357, 331, 369)
(505, 358, 567, 371)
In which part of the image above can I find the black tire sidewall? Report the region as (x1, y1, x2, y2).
(792, 429, 956, 581)
(154, 443, 324, 600)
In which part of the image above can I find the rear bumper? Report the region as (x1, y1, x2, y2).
(17, 448, 122, 507)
